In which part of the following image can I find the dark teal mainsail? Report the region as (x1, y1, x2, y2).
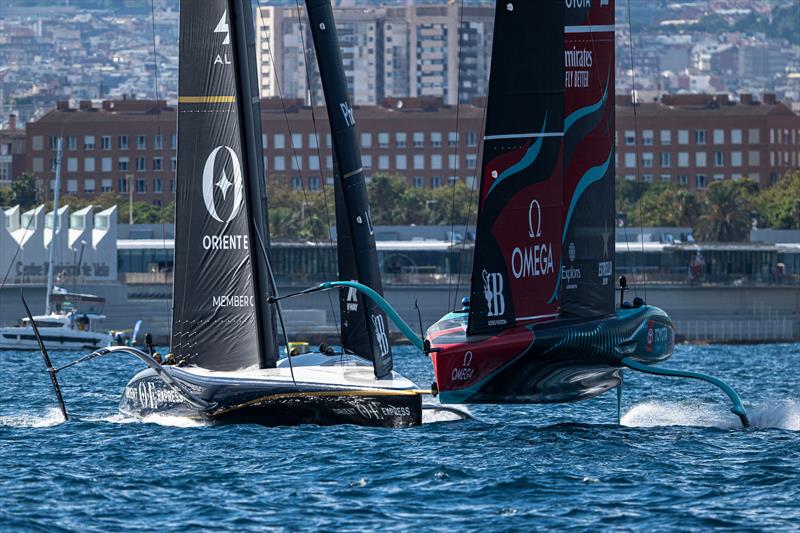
(172, 0, 277, 370)
(305, 0, 393, 378)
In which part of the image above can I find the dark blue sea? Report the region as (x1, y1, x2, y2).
(1, 343, 798, 531)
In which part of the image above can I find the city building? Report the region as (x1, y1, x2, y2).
(616, 93, 800, 189)
(24, 96, 485, 199)
(0, 114, 26, 186)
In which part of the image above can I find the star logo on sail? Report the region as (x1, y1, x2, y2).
(202, 146, 244, 223)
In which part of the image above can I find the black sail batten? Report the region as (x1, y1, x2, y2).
(172, 0, 277, 371)
(305, 0, 393, 378)
(467, 1, 565, 336)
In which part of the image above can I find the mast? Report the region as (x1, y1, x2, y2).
(230, 0, 279, 367)
(305, 0, 393, 378)
(171, 0, 276, 371)
(45, 137, 63, 315)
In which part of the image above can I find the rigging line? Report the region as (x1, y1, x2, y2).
(291, 0, 341, 340)
(255, 0, 341, 341)
(452, 58, 490, 313)
(447, 0, 466, 312)
(584, 6, 638, 300)
(626, 0, 646, 302)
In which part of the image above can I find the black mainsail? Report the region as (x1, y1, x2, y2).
(467, 0, 565, 335)
(305, 0, 393, 378)
(172, 0, 278, 370)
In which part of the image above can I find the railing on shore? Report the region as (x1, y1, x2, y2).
(675, 318, 799, 343)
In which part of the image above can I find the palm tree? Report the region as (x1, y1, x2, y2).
(693, 180, 756, 242)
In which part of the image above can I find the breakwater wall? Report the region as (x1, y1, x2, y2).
(2, 283, 798, 345)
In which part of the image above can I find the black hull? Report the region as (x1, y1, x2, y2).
(120, 367, 422, 428)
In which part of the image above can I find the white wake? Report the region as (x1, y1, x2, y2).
(421, 401, 472, 424)
(0, 407, 66, 428)
(621, 399, 799, 431)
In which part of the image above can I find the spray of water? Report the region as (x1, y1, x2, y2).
(621, 399, 799, 431)
(0, 407, 66, 428)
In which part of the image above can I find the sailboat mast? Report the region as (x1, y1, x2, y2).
(229, 0, 279, 368)
(305, 0, 393, 378)
(45, 136, 63, 315)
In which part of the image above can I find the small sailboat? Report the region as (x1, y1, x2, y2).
(36, 0, 425, 427)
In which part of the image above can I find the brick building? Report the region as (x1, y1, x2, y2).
(616, 93, 800, 190)
(24, 97, 485, 203)
(0, 114, 26, 187)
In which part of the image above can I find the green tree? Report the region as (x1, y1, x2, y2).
(753, 171, 800, 229)
(629, 183, 700, 227)
(615, 177, 650, 220)
(9, 173, 38, 208)
(693, 179, 757, 242)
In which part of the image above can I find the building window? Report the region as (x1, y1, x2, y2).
(274, 134, 285, 149)
(49, 136, 59, 150)
(449, 154, 459, 170)
(431, 154, 443, 170)
(660, 174, 672, 182)
(378, 132, 390, 148)
(713, 174, 725, 181)
(431, 132, 442, 147)
(153, 177, 163, 193)
(137, 135, 147, 150)
(171, 134, 177, 149)
(431, 176, 442, 189)
(677, 130, 689, 145)
(309, 134, 318, 149)
(291, 176, 302, 190)
(152, 135, 162, 150)
(119, 177, 129, 193)
(67, 179, 78, 193)
(624, 130, 635, 145)
(32, 157, 44, 172)
(413, 154, 425, 170)
(291, 156, 303, 171)
(171, 157, 177, 171)
(291, 133, 303, 149)
(170, 178, 176, 192)
(396, 132, 407, 148)
(101, 179, 112, 192)
(624, 153, 636, 168)
(642, 130, 653, 145)
(748, 129, 760, 144)
(748, 151, 760, 166)
(378, 155, 390, 170)
(32, 136, 43, 150)
(678, 174, 688, 185)
(660, 152, 671, 167)
(326, 134, 332, 148)
(82, 135, 95, 150)
(642, 152, 653, 168)
(101, 136, 112, 150)
(642, 174, 653, 183)
(713, 129, 724, 144)
(413, 132, 425, 148)
(695, 152, 707, 167)
(678, 152, 689, 167)
(308, 155, 320, 171)
(136, 177, 147, 193)
(309, 176, 320, 191)
(695, 130, 706, 145)
(362, 154, 372, 168)
(153, 157, 163, 171)
(695, 174, 706, 189)
(731, 129, 742, 144)
(396, 155, 407, 170)
(326, 156, 333, 169)
(660, 130, 671, 145)
(413, 176, 424, 189)
(67, 158, 78, 172)
(84, 157, 95, 172)
(119, 135, 129, 150)
(466, 154, 477, 170)
(67, 136, 77, 151)
(466, 132, 477, 147)
(274, 156, 285, 171)
(714, 151, 724, 167)
(448, 132, 458, 147)
(731, 151, 742, 167)
(136, 157, 147, 171)
(50, 158, 57, 171)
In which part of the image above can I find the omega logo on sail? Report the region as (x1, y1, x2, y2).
(202, 146, 244, 223)
(511, 199, 554, 280)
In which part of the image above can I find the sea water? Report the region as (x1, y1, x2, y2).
(1, 343, 798, 531)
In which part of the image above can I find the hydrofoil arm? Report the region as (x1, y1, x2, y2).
(621, 357, 749, 428)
